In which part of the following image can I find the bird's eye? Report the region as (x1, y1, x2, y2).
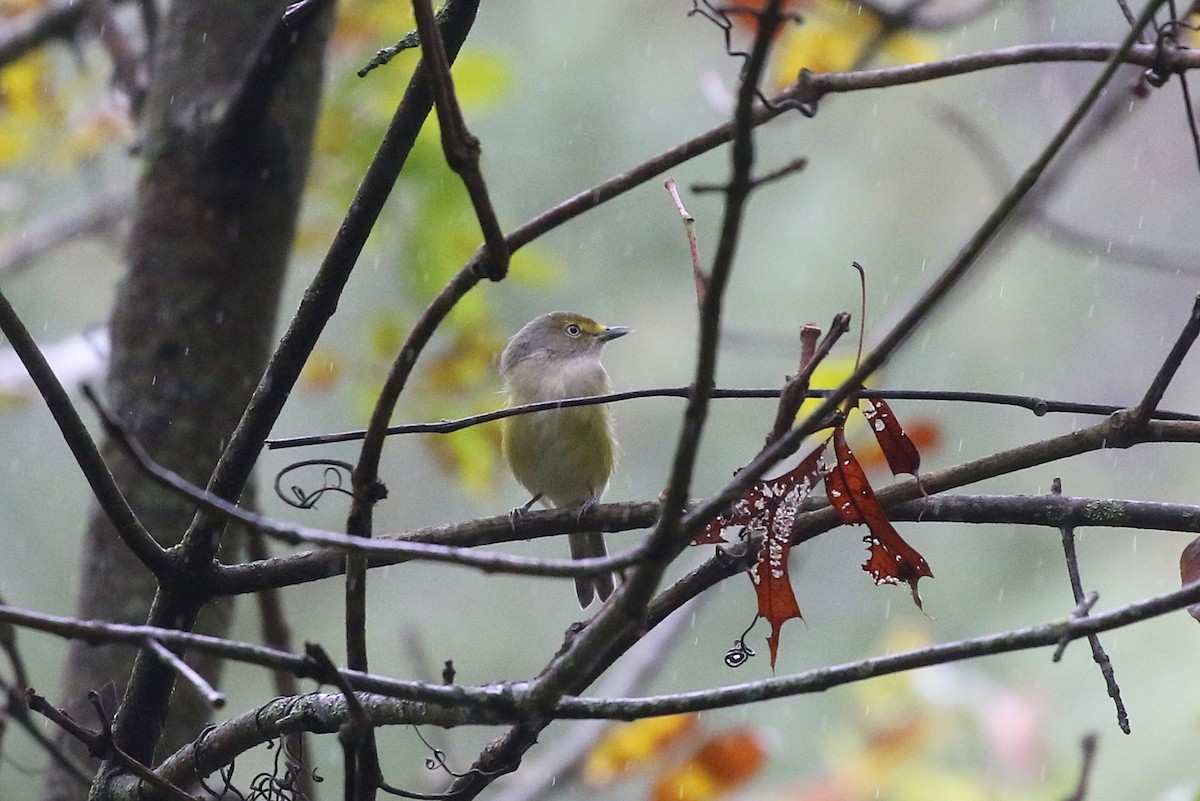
(565, 324, 582, 337)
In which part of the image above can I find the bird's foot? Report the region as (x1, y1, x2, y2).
(507, 494, 542, 530)
(575, 497, 598, 527)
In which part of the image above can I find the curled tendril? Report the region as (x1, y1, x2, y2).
(197, 749, 244, 800)
(273, 459, 356, 509)
(724, 615, 759, 668)
(409, 726, 507, 782)
(688, 0, 812, 116)
(1146, 15, 1199, 87)
(244, 734, 315, 801)
(412, 726, 471, 778)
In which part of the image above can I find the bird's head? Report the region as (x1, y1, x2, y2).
(500, 311, 630, 372)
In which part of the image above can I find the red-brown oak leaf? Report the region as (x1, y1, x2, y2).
(825, 426, 932, 608)
(861, 397, 921, 477)
(698, 447, 826, 667)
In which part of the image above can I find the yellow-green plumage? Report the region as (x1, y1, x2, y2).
(500, 312, 628, 606)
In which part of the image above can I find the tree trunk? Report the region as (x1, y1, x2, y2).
(41, 3, 331, 799)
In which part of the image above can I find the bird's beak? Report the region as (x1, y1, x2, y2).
(599, 325, 631, 342)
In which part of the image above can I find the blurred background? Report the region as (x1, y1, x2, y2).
(2, 1, 1199, 799)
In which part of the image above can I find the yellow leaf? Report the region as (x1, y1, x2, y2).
(0, 55, 54, 164)
(583, 714, 698, 787)
(770, 0, 938, 89)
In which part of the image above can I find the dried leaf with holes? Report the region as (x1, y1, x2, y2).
(697, 446, 826, 668)
(826, 427, 932, 608)
(861, 397, 921, 477)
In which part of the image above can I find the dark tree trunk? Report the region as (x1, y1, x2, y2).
(41, 3, 331, 799)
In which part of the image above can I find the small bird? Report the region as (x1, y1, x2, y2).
(500, 311, 630, 607)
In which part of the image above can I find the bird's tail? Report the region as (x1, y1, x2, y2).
(569, 531, 616, 607)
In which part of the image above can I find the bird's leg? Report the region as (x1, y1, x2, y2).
(508, 494, 542, 529)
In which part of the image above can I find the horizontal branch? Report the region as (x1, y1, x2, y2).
(216, 477, 1200, 599)
(885, 492, 1200, 532)
(90, 390, 645, 582)
(100, 562, 1200, 788)
(791, 41, 1200, 104)
(0, 604, 518, 716)
(264, 386, 1199, 449)
(150, 692, 490, 794)
(554, 574, 1200, 719)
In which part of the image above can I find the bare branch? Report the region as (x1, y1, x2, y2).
(25, 690, 196, 801)
(264, 385, 1199, 450)
(552, 575, 1200, 719)
(768, 314, 850, 447)
(146, 640, 226, 710)
(683, 0, 1170, 549)
(412, 0, 509, 281)
(0, 297, 167, 574)
(664, 177, 707, 306)
(1125, 293, 1200, 429)
(1051, 479, 1130, 734)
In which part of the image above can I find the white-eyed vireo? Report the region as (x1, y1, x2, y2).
(499, 311, 630, 607)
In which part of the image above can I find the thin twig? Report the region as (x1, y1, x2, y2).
(264, 386, 1200, 449)
(0, 296, 167, 574)
(786, 40, 1200, 107)
(84, 383, 649, 579)
(146, 640, 226, 709)
(1125, 293, 1200, 429)
(665, 178, 707, 306)
(412, 0, 508, 281)
(25, 691, 197, 801)
(550, 573, 1200, 719)
(768, 314, 850, 446)
(692, 155, 807, 192)
(1051, 481, 1130, 733)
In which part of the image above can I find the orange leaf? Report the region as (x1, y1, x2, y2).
(825, 427, 932, 608)
(651, 729, 767, 801)
(696, 445, 825, 546)
(751, 446, 825, 668)
(697, 447, 825, 667)
(861, 398, 920, 476)
(583, 714, 698, 787)
(723, 0, 809, 36)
